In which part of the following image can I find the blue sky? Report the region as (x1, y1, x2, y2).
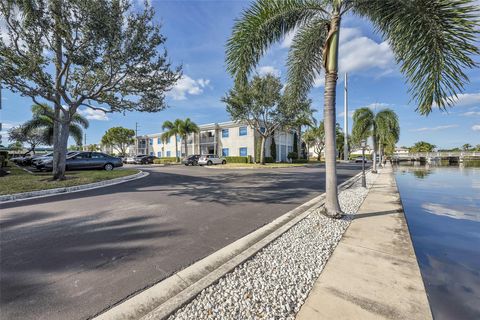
(1, 0, 479, 149)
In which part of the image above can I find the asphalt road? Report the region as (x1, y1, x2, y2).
(0, 163, 363, 320)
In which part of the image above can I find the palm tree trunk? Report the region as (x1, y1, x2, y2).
(322, 14, 342, 218)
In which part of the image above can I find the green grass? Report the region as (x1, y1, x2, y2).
(0, 163, 140, 195)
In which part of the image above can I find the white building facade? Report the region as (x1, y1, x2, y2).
(130, 121, 295, 162)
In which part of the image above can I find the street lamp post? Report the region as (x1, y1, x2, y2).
(361, 139, 367, 188)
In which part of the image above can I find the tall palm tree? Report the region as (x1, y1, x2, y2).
(226, 0, 478, 218)
(161, 119, 183, 162)
(22, 104, 89, 146)
(178, 118, 200, 157)
(352, 107, 399, 172)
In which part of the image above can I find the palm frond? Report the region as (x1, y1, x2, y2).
(286, 17, 329, 99)
(226, 0, 327, 84)
(353, 0, 479, 114)
(72, 112, 90, 129)
(351, 107, 374, 143)
(68, 124, 83, 145)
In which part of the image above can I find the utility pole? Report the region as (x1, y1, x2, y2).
(84, 133, 87, 148)
(343, 73, 349, 161)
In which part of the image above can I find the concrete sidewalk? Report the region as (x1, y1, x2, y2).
(296, 165, 432, 320)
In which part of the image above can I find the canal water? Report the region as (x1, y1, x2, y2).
(395, 163, 480, 320)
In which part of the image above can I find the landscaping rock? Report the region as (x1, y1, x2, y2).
(169, 172, 377, 320)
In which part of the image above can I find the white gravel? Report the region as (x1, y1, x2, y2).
(169, 172, 377, 320)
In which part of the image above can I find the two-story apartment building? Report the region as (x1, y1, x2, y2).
(130, 121, 295, 162)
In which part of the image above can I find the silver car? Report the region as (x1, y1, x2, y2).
(197, 154, 227, 166)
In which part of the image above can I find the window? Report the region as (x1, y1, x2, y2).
(157, 151, 162, 157)
(222, 148, 229, 157)
(91, 152, 106, 159)
(74, 152, 90, 159)
(177, 150, 180, 157)
(150, 152, 154, 156)
(149, 138, 153, 146)
(157, 138, 161, 144)
(239, 147, 247, 156)
(166, 151, 171, 157)
(239, 126, 247, 136)
(222, 129, 229, 138)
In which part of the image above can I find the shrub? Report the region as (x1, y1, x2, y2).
(225, 156, 249, 163)
(287, 151, 298, 160)
(292, 159, 308, 163)
(153, 157, 178, 164)
(0, 151, 8, 168)
(264, 156, 274, 163)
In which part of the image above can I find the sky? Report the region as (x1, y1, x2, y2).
(1, 0, 479, 149)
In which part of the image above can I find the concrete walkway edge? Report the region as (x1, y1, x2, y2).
(93, 170, 367, 320)
(0, 170, 149, 204)
(296, 165, 432, 320)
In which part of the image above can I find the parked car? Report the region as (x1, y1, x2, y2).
(34, 152, 79, 169)
(354, 156, 367, 163)
(182, 155, 200, 166)
(40, 152, 123, 171)
(11, 154, 42, 166)
(125, 154, 147, 164)
(136, 155, 158, 164)
(197, 154, 226, 166)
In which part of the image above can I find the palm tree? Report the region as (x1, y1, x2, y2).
(178, 118, 200, 157)
(462, 143, 472, 151)
(376, 110, 400, 166)
(290, 106, 317, 159)
(22, 104, 89, 147)
(161, 119, 183, 162)
(352, 108, 399, 172)
(225, 0, 478, 218)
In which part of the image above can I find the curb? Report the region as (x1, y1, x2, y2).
(0, 171, 149, 204)
(93, 170, 366, 320)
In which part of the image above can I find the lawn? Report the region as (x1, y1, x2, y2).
(0, 163, 140, 195)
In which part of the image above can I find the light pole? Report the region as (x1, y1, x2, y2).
(361, 139, 367, 188)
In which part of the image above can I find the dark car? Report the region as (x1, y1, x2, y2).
(137, 155, 158, 164)
(182, 155, 200, 166)
(41, 152, 123, 171)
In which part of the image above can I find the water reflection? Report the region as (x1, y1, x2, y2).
(395, 163, 480, 320)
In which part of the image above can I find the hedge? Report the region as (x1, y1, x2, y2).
(292, 159, 308, 163)
(0, 151, 8, 168)
(264, 157, 275, 163)
(225, 156, 249, 163)
(153, 157, 178, 164)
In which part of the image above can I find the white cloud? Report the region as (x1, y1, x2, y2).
(365, 102, 391, 110)
(422, 203, 479, 222)
(410, 124, 459, 132)
(313, 76, 325, 88)
(472, 124, 480, 131)
(339, 36, 394, 74)
(167, 75, 210, 100)
(78, 108, 109, 121)
(461, 111, 480, 116)
(257, 66, 281, 77)
(337, 110, 355, 118)
(280, 27, 395, 79)
(448, 92, 480, 107)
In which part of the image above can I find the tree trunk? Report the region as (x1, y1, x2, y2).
(53, 112, 70, 180)
(184, 136, 188, 157)
(175, 134, 179, 162)
(322, 15, 342, 218)
(297, 125, 302, 158)
(372, 134, 378, 173)
(378, 143, 383, 168)
(260, 135, 266, 165)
